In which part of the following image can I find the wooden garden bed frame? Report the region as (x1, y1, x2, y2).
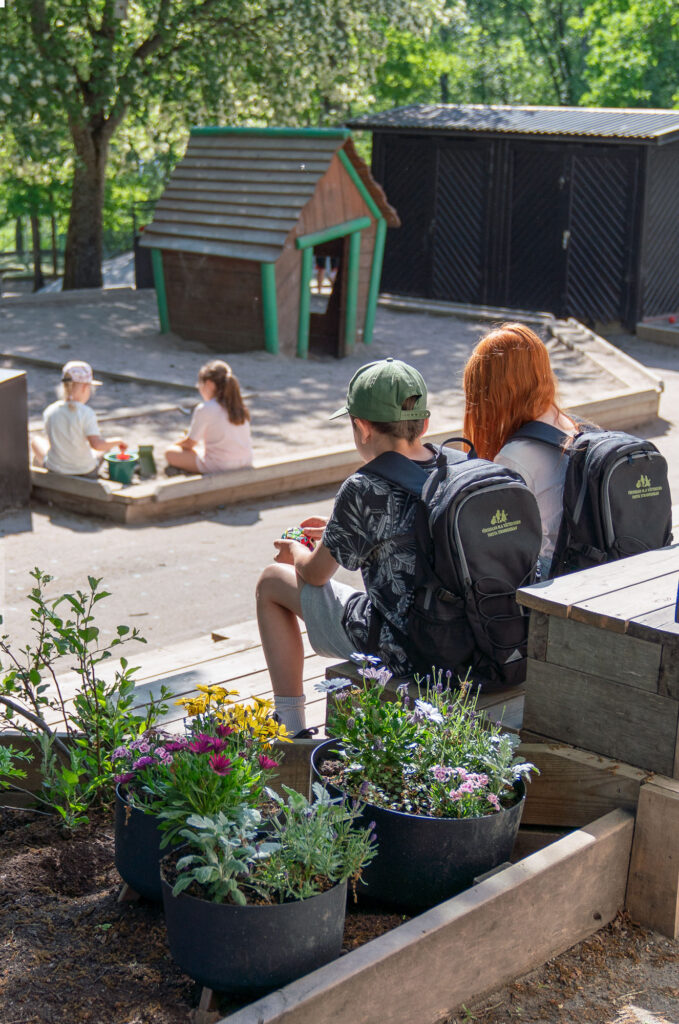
(3, 624, 678, 1023)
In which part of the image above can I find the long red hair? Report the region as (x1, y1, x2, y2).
(463, 323, 563, 461)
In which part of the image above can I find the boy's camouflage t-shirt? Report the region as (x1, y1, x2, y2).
(322, 457, 437, 676)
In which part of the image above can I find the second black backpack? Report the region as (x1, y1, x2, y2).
(510, 423, 673, 577)
(359, 438, 542, 687)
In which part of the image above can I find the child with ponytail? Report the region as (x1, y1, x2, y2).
(165, 360, 253, 474)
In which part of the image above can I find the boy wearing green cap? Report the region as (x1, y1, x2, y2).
(256, 357, 465, 734)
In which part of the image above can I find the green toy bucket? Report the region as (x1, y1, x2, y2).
(105, 451, 139, 485)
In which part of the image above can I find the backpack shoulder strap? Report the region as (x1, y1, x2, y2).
(508, 421, 570, 450)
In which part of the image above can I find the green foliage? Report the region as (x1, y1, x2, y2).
(170, 784, 377, 905)
(0, 569, 170, 828)
(0, 744, 31, 790)
(320, 662, 537, 819)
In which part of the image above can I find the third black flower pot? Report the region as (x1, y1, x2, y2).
(114, 784, 165, 902)
(160, 870, 348, 994)
(311, 738, 525, 913)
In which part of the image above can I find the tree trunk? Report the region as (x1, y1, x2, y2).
(50, 207, 59, 278)
(15, 217, 24, 258)
(63, 124, 110, 290)
(30, 214, 45, 292)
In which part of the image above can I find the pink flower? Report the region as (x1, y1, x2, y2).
(487, 793, 501, 811)
(188, 735, 214, 754)
(215, 723, 234, 739)
(208, 753, 232, 776)
(258, 754, 279, 770)
(163, 739, 189, 752)
(459, 781, 476, 794)
(430, 765, 453, 783)
(115, 772, 135, 784)
(448, 789, 462, 801)
(132, 756, 155, 770)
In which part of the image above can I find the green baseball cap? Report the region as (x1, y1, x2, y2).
(329, 358, 430, 422)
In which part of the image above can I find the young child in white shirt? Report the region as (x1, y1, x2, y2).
(165, 360, 253, 474)
(31, 361, 124, 477)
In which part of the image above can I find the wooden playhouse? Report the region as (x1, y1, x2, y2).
(140, 127, 399, 358)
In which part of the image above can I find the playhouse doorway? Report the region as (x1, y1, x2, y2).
(308, 237, 345, 357)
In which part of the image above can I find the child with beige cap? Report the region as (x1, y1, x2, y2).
(31, 360, 124, 477)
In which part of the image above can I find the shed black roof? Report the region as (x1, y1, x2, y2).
(348, 105, 679, 144)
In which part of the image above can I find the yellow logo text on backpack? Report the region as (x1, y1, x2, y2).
(628, 475, 663, 499)
(483, 509, 521, 537)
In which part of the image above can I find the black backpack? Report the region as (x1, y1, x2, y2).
(509, 423, 673, 577)
(358, 438, 542, 688)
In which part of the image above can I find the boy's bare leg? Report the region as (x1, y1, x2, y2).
(30, 435, 47, 467)
(256, 564, 308, 732)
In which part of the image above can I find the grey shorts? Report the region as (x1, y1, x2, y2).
(300, 579, 359, 660)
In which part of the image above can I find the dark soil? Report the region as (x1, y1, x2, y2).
(0, 807, 407, 1023)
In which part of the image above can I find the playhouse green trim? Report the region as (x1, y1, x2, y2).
(260, 263, 279, 354)
(338, 148, 387, 347)
(363, 217, 387, 346)
(295, 217, 371, 251)
(344, 230, 362, 353)
(297, 247, 314, 358)
(191, 126, 351, 140)
(150, 248, 170, 334)
(337, 149, 383, 221)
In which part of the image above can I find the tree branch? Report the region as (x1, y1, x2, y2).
(515, 3, 566, 103)
(0, 695, 71, 759)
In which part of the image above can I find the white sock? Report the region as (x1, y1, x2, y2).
(274, 695, 307, 734)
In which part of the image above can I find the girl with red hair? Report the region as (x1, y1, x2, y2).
(463, 323, 578, 578)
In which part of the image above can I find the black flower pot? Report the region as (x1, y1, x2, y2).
(114, 784, 165, 902)
(311, 739, 525, 913)
(160, 871, 348, 994)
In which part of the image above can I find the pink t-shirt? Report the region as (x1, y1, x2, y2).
(188, 399, 253, 474)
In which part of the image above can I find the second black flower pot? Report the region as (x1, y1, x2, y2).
(161, 871, 348, 994)
(311, 738, 525, 913)
(114, 784, 165, 902)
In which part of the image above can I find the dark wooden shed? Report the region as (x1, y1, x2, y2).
(349, 105, 679, 328)
(140, 127, 399, 357)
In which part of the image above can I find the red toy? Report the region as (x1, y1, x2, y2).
(117, 442, 130, 461)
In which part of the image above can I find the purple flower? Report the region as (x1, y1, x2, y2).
(132, 756, 155, 770)
(359, 780, 370, 797)
(430, 765, 453, 783)
(163, 738, 189, 752)
(208, 753, 233, 776)
(258, 754, 279, 770)
(112, 746, 130, 760)
(215, 723, 234, 739)
(115, 772, 135, 784)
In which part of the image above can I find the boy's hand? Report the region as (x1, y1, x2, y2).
(300, 516, 328, 542)
(273, 539, 299, 565)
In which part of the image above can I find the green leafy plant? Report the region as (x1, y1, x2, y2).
(0, 569, 170, 827)
(168, 784, 377, 906)
(316, 658, 537, 819)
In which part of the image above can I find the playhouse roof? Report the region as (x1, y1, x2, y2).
(349, 104, 679, 145)
(140, 128, 398, 263)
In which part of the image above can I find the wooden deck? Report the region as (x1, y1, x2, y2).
(39, 619, 335, 734)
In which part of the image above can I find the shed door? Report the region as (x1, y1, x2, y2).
(431, 139, 491, 304)
(565, 148, 640, 325)
(508, 145, 567, 314)
(377, 136, 436, 296)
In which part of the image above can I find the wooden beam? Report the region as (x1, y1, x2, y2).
(520, 742, 650, 828)
(627, 776, 679, 939)
(221, 810, 634, 1024)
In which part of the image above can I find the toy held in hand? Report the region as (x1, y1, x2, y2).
(281, 526, 316, 551)
(117, 442, 130, 461)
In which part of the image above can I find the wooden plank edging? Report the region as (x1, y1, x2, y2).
(221, 809, 634, 1024)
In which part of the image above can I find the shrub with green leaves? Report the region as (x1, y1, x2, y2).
(0, 569, 170, 827)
